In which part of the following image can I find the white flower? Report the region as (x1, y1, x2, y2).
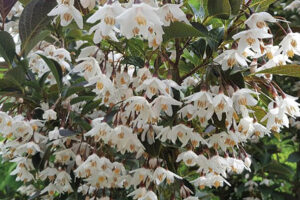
(279, 32, 300, 58)
(87, 2, 125, 43)
(244, 157, 252, 169)
(232, 29, 272, 53)
(116, 3, 163, 45)
(252, 122, 270, 138)
(48, 0, 83, 29)
(212, 92, 233, 121)
(158, 3, 189, 26)
(136, 77, 168, 99)
(139, 191, 158, 200)
(16, 142, 41, 156)
(176, 150, 198, 166)
(214, 49, 248, 70)
(284, 0, 300, 12)
(41, 183, 59, 196)
(128, 187, 147, 199)
(54, 149, 76, 164)
(130, 168, 152, 186)
(80, 0, 96, 10)
(151, 95, 182, 116)
(153, 167, 181, 185)
(42, 109, 57, 121)
(73, 57, 102, 82)
(245, 12, 276, 30)
(40, 167, 59, 181)
(278, 94, 300, 117)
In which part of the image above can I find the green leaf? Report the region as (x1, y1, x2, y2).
(121, 56, 145, 67)
(70, 96, 95, 105)
(0, 0, 17, 20)
(287, 152, 300, 162)
(0, 31, 16, 65)
(4, 66, 26, 85)
(229, 0, 242, 15)
(250, 0, 276, 12)
(163, 22, 209, 41)
(264, 161, 293, 179)
(255, 65, 300, 78)
(207, 0, 231, 19)
(82, 99, 101, 115)
(38, 54, 63, 91)
(19, 0, 56, 56)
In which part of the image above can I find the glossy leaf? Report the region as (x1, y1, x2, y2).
(38, 54, 63, 91)
(229, 0, 242, 15)
(19, 0, 56, 56)
(163, 22, 211, 41)
(250, 0, 276, 12)
(0, 0, 17, 20)
(207, 0, 231, 19)
(256, 65, 300, 78)
(287, 152, 300, 163)
(0, 31, 16, 65)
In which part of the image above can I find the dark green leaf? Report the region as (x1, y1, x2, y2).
(0, 0, 17, 20)
(255, 65, 300, 78)
(163, 22, 210, 41)
(81, 99, 101, 115)
(121, 56, 145, 67)
(207, 0, 231, 19)
(19, 0, 56, 56)
(287, 152, 300, 162)
(70, 96, 95, 105)
(229, 0, 242, 15)
(38, 54, 63, 91)
(0, 31, 16, 65)
(250, 0, 276, 12)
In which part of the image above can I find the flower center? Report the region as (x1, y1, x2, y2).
(63, 13, 73, 22)
(246, 37, 256, 45)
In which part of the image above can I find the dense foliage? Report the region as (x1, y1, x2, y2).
(0, 0, 300, 200)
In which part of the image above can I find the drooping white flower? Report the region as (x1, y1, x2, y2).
(87, 1, 125, 43)
(245, 12, 276, 30)
(279, 32, 300, 58)
(151, 95, 182, 117)
(212, 92, 233, 121)
(158, 3, 189, 26)
(139, 190, 158, 200)
(48, 0, 83, 29)
(232, 29, 272, 53)
(284, 0, 300, 12)
(16, 142, 41, 156)
(176, 150, 198, 166)
(214, 49, 249, 70)
(73, 57, 102, 82)
(42, 109, 57, 121)
(80, 0, 96, 10)
(116, 3, 163, 47)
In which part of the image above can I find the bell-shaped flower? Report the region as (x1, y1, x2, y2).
(116, 3, 163, 42)
(214, 49, 248, 70)
(176, 150, 198, 166)
(151, 95, 182, 117)
(48, 0, 83, 29)
(80, 0, 96, 10)
(158, 3, 189, 26)
(232, 29, 272, 53)
(279, 32, 300, 58)
(245, 12, 276, 31)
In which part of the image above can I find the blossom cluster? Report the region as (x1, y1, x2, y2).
(48, 0, 189, 48)
(0, 0, 300, 200)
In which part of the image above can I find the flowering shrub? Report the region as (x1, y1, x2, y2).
(0, 0, 300, 199)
